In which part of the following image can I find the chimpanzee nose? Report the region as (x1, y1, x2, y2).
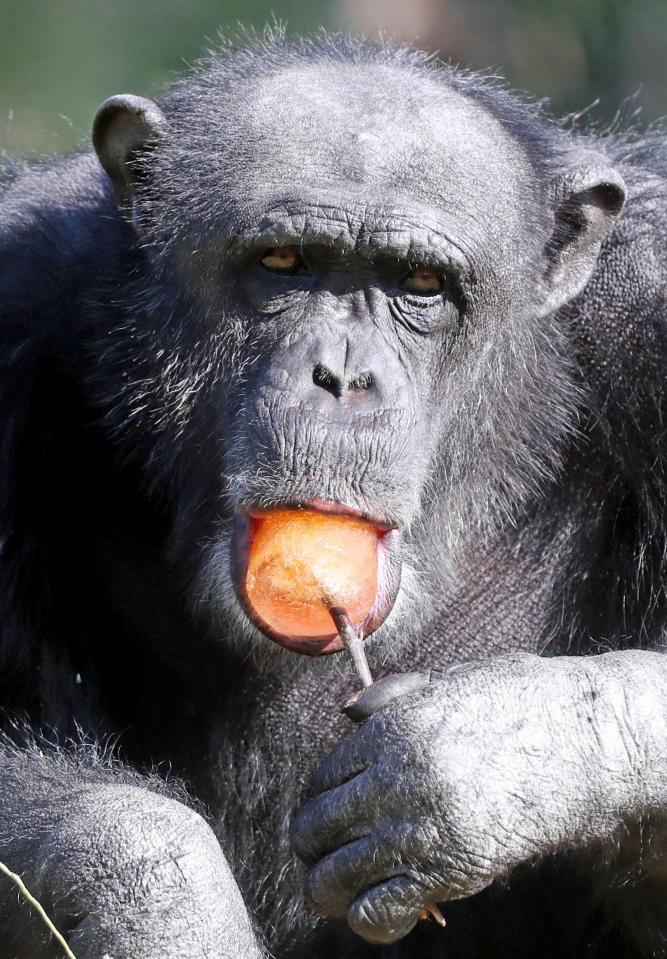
(312, 362, 376, 399)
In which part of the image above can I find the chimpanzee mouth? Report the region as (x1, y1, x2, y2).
(230, 501, 402, 655)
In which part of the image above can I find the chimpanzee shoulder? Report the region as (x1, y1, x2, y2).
(0, 154, 132, 327)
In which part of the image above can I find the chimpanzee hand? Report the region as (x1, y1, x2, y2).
(0, 771, 263, 959)
(291, 651, 666, 944)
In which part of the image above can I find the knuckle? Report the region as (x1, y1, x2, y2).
(348, 886, 419, 945)
(311, 749, 346, 792)
(303, 867, 346, 917)
(348, 896, 389, 941)
(288, 817, 305, 856)
(289, 807, 318, 864)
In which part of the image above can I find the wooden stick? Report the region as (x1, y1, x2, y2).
(419, 903, 446, 926)
(329, 607, 373, 687)
(0, 859, 80, 959)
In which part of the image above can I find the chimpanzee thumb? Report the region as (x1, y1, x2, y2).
(343, 672, 430, 723)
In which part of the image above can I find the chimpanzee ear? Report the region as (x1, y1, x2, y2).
(540, 166, 626, 316)
(92, 94, 168, 226)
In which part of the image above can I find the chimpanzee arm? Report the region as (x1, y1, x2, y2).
(0, 738, 263, 959)
(292, 650, 667, 946)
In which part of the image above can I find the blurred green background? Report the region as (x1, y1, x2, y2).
(1, 0, 665, 155)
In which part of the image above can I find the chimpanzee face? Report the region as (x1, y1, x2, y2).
(91, 55, 623, 658)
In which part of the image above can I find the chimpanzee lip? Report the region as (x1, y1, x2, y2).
(245, 498, 397, 532)
(230, 501, 402, 656)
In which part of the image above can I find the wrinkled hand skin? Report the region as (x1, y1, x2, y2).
(291, 651, 667, 945)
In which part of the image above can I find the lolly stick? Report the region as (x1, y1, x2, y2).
(328, 607, 373, 688)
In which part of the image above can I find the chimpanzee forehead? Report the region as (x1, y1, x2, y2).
(159, 59, 542, 257)
(230, 62, 530, 213)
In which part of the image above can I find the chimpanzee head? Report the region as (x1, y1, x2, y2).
(91, 36, 625, 663)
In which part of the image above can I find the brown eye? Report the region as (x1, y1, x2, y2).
(261, 245, 301, 272)
(402, 266, 443, 295)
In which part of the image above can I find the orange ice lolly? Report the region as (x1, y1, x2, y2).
(245, 510, 379, 637)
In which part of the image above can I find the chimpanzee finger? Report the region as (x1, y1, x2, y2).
(343, 672, 431, 723)
(347, 875, 431, 945)
(290, 767, 382, 866)
(311, 726, 377, 795)
(304, 829, 405, 917)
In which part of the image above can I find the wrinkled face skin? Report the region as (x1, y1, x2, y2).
(100, 61, 573, 665)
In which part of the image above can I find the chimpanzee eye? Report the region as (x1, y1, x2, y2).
(402, 266, 443, 295)
(260, 245, 301, 272)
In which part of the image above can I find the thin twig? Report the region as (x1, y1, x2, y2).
(0, 858, 79, 959)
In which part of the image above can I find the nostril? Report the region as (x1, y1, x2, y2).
(347, 371, 375, 392)
(313, 363, 343, 398)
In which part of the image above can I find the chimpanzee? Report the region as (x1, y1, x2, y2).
(1, 30, 666, 959)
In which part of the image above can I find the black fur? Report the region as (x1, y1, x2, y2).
(1, 31, 667, 959)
